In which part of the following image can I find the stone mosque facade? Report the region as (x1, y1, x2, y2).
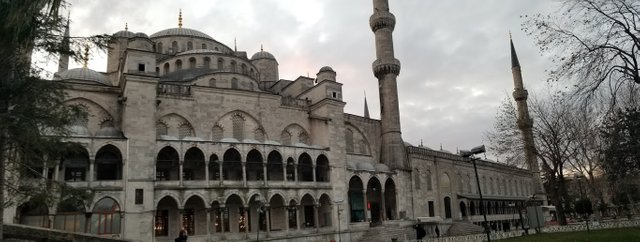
(7, 1, 544, 241)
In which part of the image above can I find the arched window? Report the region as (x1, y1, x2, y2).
(254, 128, 265, 142)
(345, 129, 354, 153)
(222, 149, 242, 180)
(266, 151, 283, 181)
(458, 174, 464, 193)
(298, 131, 309, 145)
(156, 122, 168, 138)
(315, 155, 329, 182)
(241, 64, 247, 74)
(183, 148, 205, 180)
(203, 57, 211, 69)
(178, 123, 194, 139)
(157, 42, 163, 53)
(201, 43, 207, 49)
(176, 59, 182, 71)
(358, 140, 368, 154)
(163, 63, 169, 75)
(281, 131, 291, 145)
(231, 78, 239, 89)
(245, 149, 263, 181)
(297, 153, 313, 182)
(156, 147, 179, 180)
(217, 58, 224, 70)
(95, 145, 122, 180)
(230, 61, 237, 72)
(444, 197, 452, 218)
(63, 148, 89, 181)
(91, 197, 121, 234)
(426, 170, 433, 191)
(231, 114, 244, 141)
(209, 78, 216, 87)
(212, 125, 223, 141)
(171, 41, 178, 53)
(187, 41, 193, 50)
(348, 176, 364, 222)
(286, 157, 295, 181)
(188, 57, 196, 69)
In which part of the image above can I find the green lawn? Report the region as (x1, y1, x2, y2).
(498, 227, 640, 242)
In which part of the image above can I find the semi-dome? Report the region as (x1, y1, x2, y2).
(150, 28, 214, 40)
(251, 50, 276, 61)
(113, 30, 135, 38)
(55, 68, 110, 86)
(319, 66, 335, 72)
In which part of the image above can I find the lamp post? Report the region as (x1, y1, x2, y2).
(461, 145, 491, 242)
(575, 174, 590, 232)
(255, 195, 266, 242)
(334, 199, 344, 242)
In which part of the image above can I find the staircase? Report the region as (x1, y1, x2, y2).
(358, 223, 413, 242)
(446, 221, 484, 236)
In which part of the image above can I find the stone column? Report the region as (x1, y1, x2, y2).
(312, 165, 317, 182)
(286, 207, 291, 234)
(263, 163, 268, 186)
(244, 206, 249, 238)
(296, 205, 301, 230)
(265, 205, 271, 237)
(220, 206, 226, 236)
(282, 163, 287, 183)
(179, 160, 184, 186)
(242, 162, 247, 187)
(381, 188, 386, 221)
(313, 204, 320, 231)
(53, 164, 60, 181)
(205, 160, 210, 181)
(294, 164, 299, 184)
(206, 208, 211, 238)
(88, 158, 95, 183)
(362, 189, 368, 222)
(219, 161, 223, 185)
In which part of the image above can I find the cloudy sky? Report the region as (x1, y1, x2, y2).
(54, 0, 561, 159)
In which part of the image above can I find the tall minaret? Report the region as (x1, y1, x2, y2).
(510, 35, 545, 196)
(57, 16, 70, 73)
(370, 0, 407, 169)
(364, 92, 371, 118)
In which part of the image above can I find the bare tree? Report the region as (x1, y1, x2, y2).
(522, 0, 640, 104)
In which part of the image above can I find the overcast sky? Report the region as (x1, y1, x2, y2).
(52, 0, 561, 159)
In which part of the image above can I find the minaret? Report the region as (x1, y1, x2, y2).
(510, 35, 545, 196)
(364, 92, 370, 118)
(57, 15, 70, 73)
(370, 0, 407, 169)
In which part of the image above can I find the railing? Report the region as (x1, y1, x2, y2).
(407, 219, 640, 242)
(281, 96, 309, 109)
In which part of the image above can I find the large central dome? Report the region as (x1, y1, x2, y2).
(150, 27, 214, 40)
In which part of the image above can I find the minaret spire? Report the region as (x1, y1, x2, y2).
(370, 0, 407, 169)
(57, 12, 70, 73)
(364, 90, 370, 118)
(510, 34, 545, 197)
(178, 9, 183, 28)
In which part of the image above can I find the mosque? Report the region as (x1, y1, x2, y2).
(7, 0, 545, 241)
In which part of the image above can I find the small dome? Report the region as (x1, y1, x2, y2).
(355, 161, 376, 172)
(96, 126, 123, 137)
(150, 28, 214, 40)
(69, 125, 90, 137)
(319, 66, 335, 72)
(251, 50, 276, 61)
(375, 163, 390, 172)
(133, 32, 149, 38)
(113, 30, 135, 38)
(55, 68, 110, 86)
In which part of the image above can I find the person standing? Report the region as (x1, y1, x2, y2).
(175, 229, 188, 242)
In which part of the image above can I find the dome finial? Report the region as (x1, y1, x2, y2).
(261, 44, 263, 52)
(82, 44, 90, 68)
(178, 8, 183, 28)
(125, 22, 128, 31)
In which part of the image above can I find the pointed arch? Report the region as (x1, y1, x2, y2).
(246, 149, 264, 181)
(297, 153, 313, 182)
(184, 147, 205, 180)
(156, 146, 179, 181)
(267, 150, 283, 181)
(222, 148, 242, 180)
(385, 178, 397, 220)
(95, 144, 122, 180)
(348, 176, 364, 222)
(315, 154, 329, 182)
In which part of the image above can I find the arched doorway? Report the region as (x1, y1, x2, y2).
(224, 194, 246, 233)
(384, 178, 397, 220)
(155, 196, 179, 237)
(367, 177, 383, 225)
(348, 176, 364, 222)
(318, 194, 332, 227)
(459, 201, 467, 217)
(91, 197, 121, 235)
(301, 194, 315, 228)
(183, 196, 206, 235)
(269, 194, 286, 231)
(444, 197, 452, 219)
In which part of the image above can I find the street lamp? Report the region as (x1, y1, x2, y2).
(575, 174, 590, 232)
(334, 199, 344, 242)
(461, 145, 491, 242)
(255, 195, 266, 242)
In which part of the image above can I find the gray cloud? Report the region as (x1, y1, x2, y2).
(62, 0, 559, 158)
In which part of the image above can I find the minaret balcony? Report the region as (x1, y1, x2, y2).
(372, 58, 401, 78)
(369, 11, 396, 32)
(512, 89, 528, 101)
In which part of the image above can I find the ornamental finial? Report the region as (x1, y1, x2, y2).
(178, 9, 183, 28)
(83, 45, 90, 68)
